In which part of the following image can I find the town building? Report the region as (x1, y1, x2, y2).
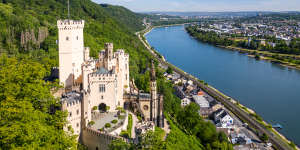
(214, 109, 234, 128)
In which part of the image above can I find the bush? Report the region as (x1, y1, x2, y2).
(111, 119, 118, 124)
(118, 115, 125, 120)
(106, 106, 110, 111)
(166, 67, 173, 74)
(260, 133, 269, 142)
(105, 123, 111, 128)
(120, 130, 129, 138)
(92, 106, 98, 111)
(88, 121, 95, 126)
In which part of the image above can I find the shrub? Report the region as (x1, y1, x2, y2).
(92, 106, 98, 111)
(118, 115, 125, 119)
(120, 130, 129, 138)
(111, 119, 118, 124)
(106, 106, 110, 111)
(88, 121, 95, 126)
(105, 123, 111, 128)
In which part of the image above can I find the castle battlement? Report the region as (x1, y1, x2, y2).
(57, 19, 84, 26)
(89, 73, 116, 81)
(57, 20, 85, 30)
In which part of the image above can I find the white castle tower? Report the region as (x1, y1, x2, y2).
(57, 20, 85, 88)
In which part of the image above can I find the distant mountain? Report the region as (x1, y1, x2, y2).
(143, 11, 300, 18)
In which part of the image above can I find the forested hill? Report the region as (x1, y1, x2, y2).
(0, 0, 151, 73)
(99, 4, 145, 32)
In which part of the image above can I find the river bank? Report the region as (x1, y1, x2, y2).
(218, 45, 300, 70)
(139, 25, 299, 150)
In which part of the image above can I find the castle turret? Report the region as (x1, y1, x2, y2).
(150, 60, 157, 123)
(57, 20, 85, 88)
(104, 43, 114, 70)
(84, 47, 90, 62)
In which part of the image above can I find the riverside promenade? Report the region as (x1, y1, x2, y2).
(137, 26, 293, 150)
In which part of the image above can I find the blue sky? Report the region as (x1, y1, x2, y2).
(92, 0, 300, 12)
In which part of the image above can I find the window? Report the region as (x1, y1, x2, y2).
(66, 36, 69, 41)
(76, 123, 79, 127)
(76, 36, 79, 40)
(101, 95, 104, 99)
(77, 109, 79, 115)
(99, 84, 106, 92)
(143, 105, 149, 110)
(69, 112, 72, 117)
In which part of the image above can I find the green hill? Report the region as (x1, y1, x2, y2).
(100, 4, 145, 32)
(0, 0, 151, 77)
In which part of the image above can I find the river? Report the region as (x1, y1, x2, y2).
(145, 25, 300, 145)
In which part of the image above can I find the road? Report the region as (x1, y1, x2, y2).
(137, 27, 293, 150)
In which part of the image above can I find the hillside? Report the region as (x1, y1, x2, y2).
(0, 0, 233, 149)
(0, 0, 151, 78)
(99, 4, 145, 32)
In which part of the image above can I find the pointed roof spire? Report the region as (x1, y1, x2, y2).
(151, 60, 156, 81)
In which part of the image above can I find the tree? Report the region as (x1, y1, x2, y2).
(0, 55, 77, 149)
(260, 133, 269, 142)
(109, 139, 132, 150)
(166, 67, 173, 74)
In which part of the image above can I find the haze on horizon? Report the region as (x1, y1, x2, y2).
(92, 0, 300, 12)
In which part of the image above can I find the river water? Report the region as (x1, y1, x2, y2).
(145, 25, 300, 145)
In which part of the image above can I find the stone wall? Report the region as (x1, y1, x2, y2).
(81, 127, 124, 150)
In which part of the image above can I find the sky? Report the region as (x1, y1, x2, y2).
(92, 0, 300, 12)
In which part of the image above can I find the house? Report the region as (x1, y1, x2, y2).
(210, 100, 223, 112)
(214, 109, 233, 128)
(192, 95, 209, 108)
(174, 86, 186, 99)
(181, 98, 191, 107)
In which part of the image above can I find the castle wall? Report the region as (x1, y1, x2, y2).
(62, 100, 82, 135)
(82, 127, 123, 150)
(89, 74, 118, 111)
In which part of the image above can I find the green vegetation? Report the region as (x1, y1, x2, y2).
(92, 106, 98, 110)
(111, 119, 118, 124)
(88, 121, 95, 126)
(109, 139, 132, 150)
(0, 0, 234, 149)
(166, 66, 173, 74)
(186, 25, 300, 57)
(120, 130, 130, 139)
(0, 55, 77, 149)
(127, 114, 133, 138)
(100, 4, 144, 32)
(260, 133, 269, 142)
(105, 123, 111, 128)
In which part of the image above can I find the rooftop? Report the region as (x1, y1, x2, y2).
(95, 67, 113, 74)
(61, 91, 82, 103)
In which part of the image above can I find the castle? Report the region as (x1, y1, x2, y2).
(57, 19, 164, 149)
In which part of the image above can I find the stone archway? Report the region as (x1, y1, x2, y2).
(99, 103, 107, 112)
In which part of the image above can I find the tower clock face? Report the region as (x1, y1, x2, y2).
(143, 105, 149, 110)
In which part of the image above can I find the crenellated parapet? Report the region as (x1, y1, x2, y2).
(88, 73, 116, 82)
(57, 20, 85, 30)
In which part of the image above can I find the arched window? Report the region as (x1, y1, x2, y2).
(76, 36, 79, 40)
(143, 105, 149, 110)
(66, 36, 69, 41)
